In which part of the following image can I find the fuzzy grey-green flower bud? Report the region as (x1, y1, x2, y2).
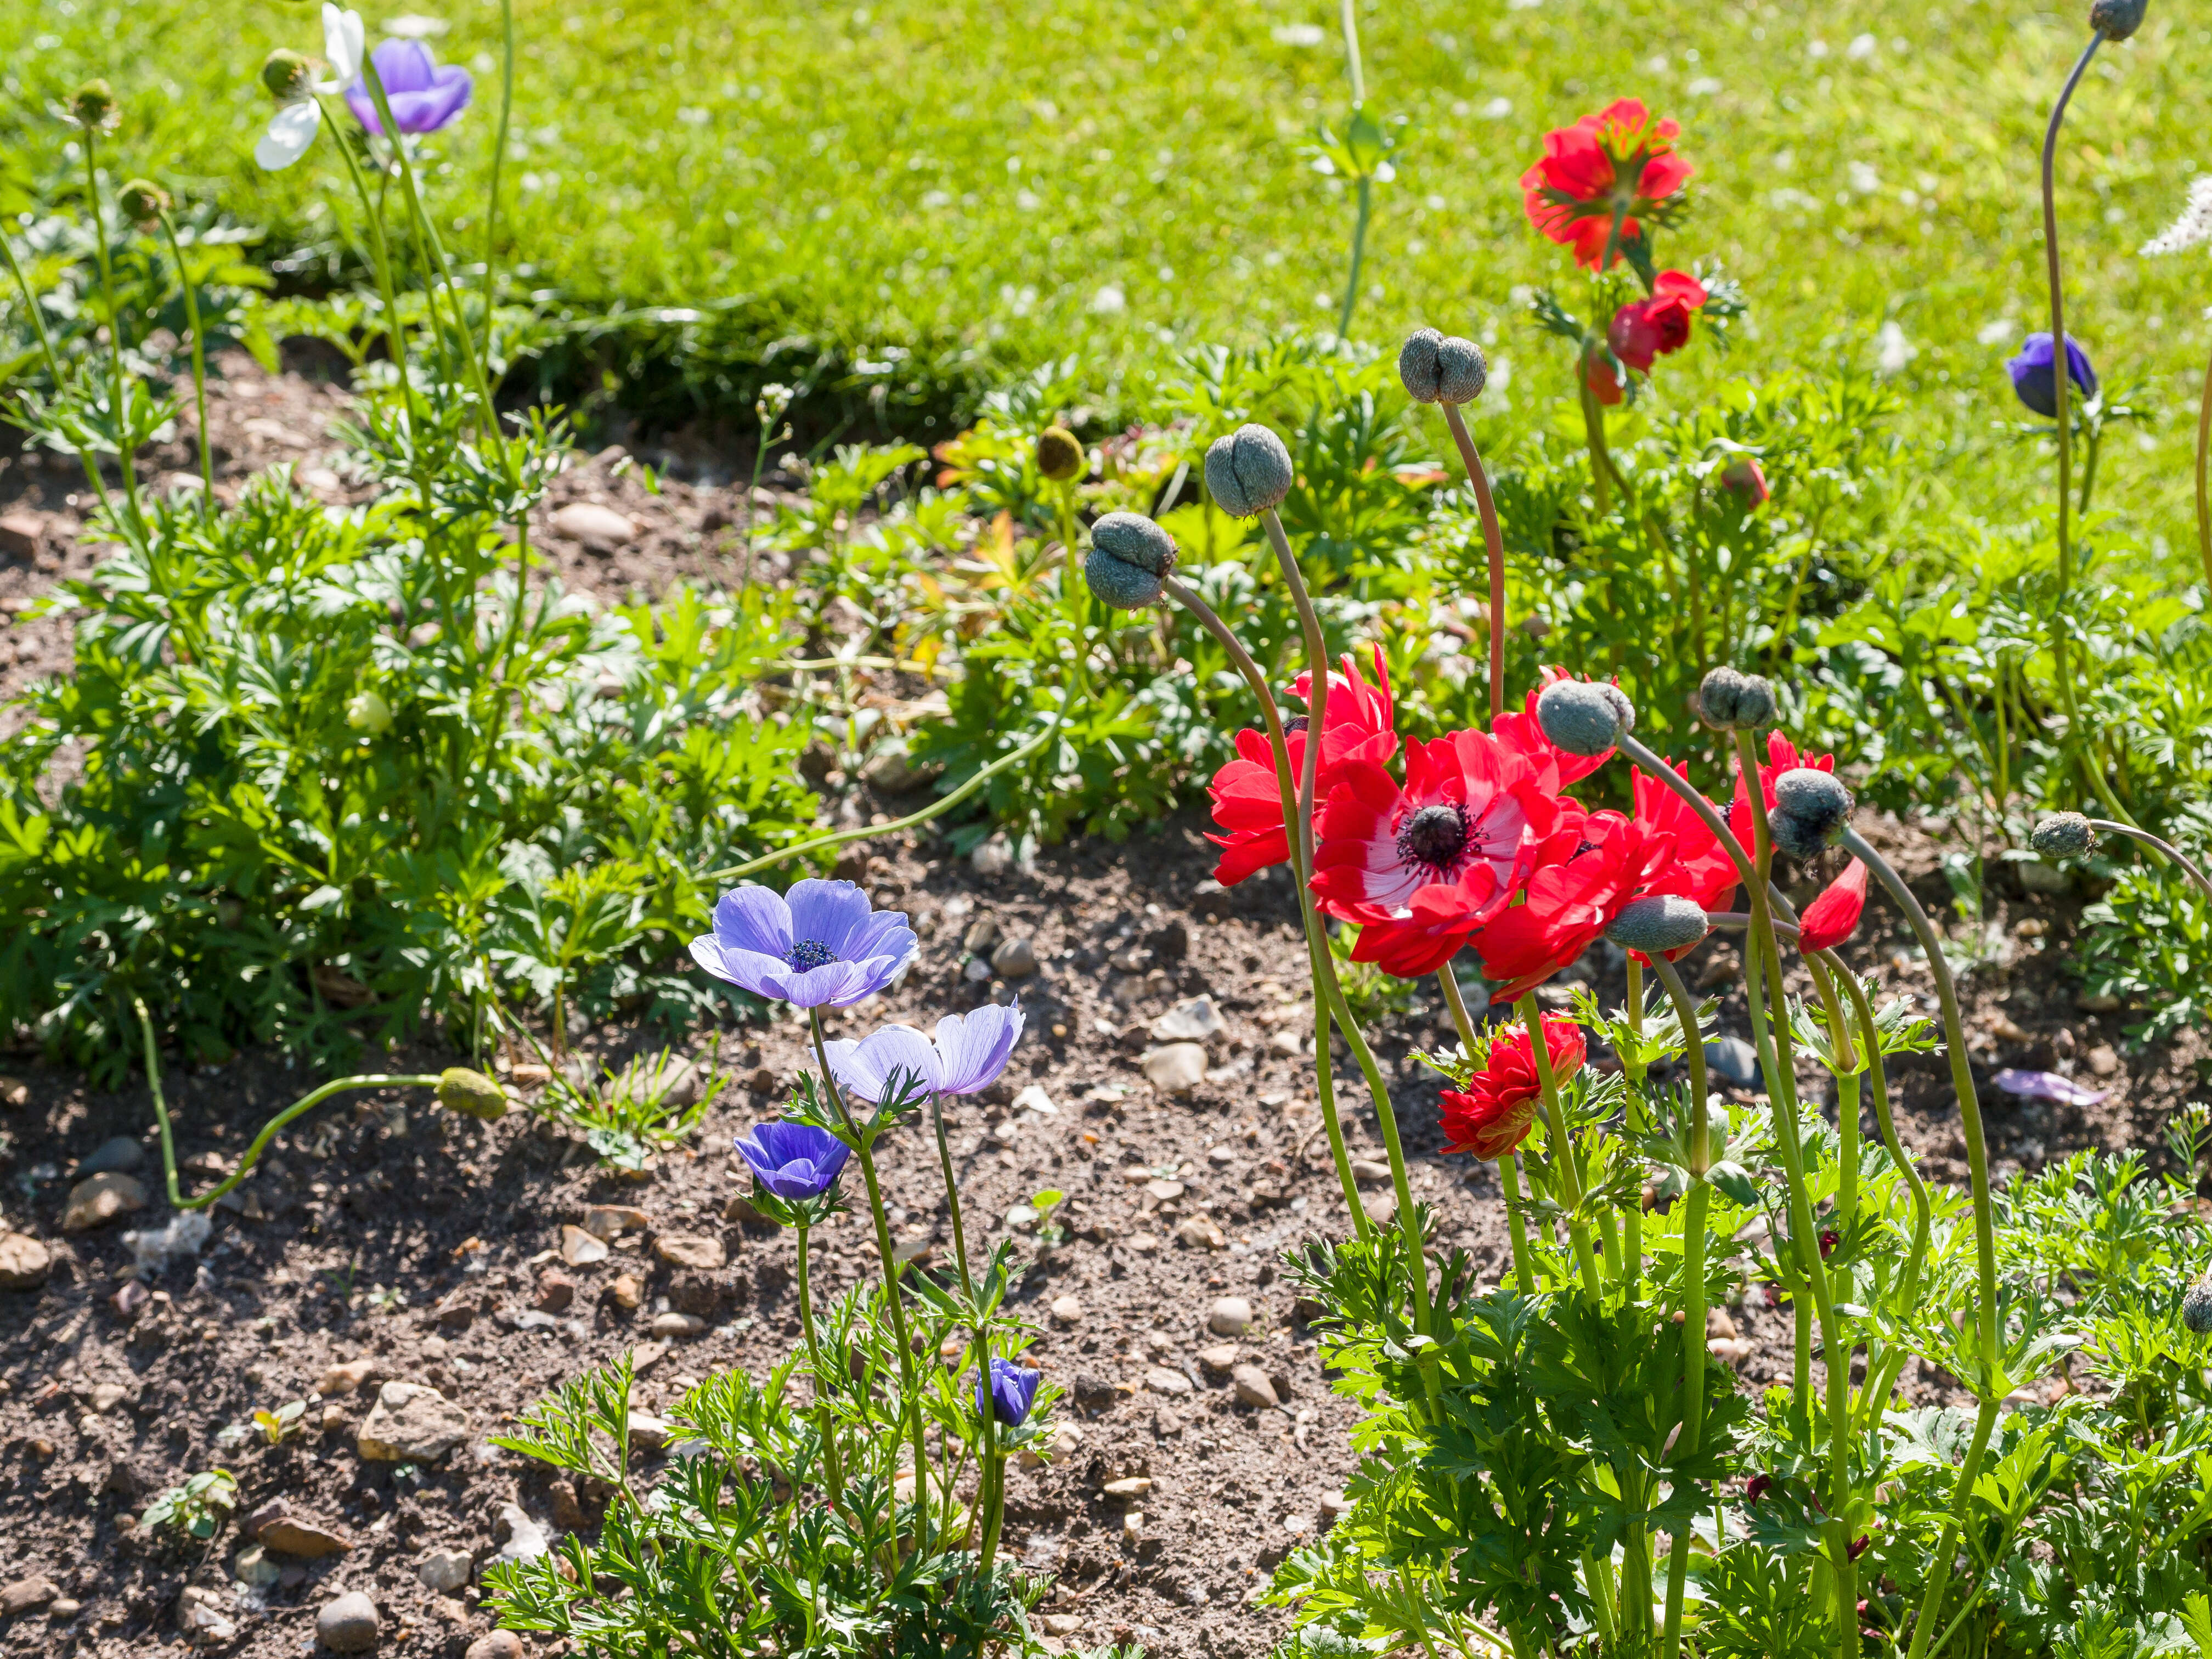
(1085, 512, 1176, 610)
(1535, 678, 1634, 758)
(2090, 0, 2148, 40)
(437, 1066, 509, 1121)
(1768, 768, 1855, 861)
(2029, 812, 2095, 859)
(1397, 328, 1488, 405)
(116, 178, 172, 226)
(1695, 665, 1778, 731)
(2185, 1270, 2212, 1335)
(1604, 894, 1711, 956)
(1204, 424, 1294, 518)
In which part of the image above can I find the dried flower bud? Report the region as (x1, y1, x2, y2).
(436, 1067, 509, 1121)
(1535, 678, 1634, 757)
(70, 79, 120, 131)
(1768, 769, 1855, 861)
(262, 49, 316, 102)
(1397, 328, 1488, 405)
(1036, 425, 1084, 483)
(2090, 0, 2148, 40)
(116, 178, 172, 226)
(1695, 665, 1777, 731)
(1204, 424, 1294, 518)
(1085, 512, 1176, 610)
(1604, 894, 1711, 956)
(2185, 1270, 2212, 1335)
(2029, 812, 2095, 859)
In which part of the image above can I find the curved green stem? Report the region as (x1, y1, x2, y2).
(317, 98, 427, 495)
(0, 227, 121, 526)
(1650, 953, 1711, 1659)
(1440, 404, 1509, 722)
(2086, 818, 2212, 902)
(794, 1223, 848, 1511)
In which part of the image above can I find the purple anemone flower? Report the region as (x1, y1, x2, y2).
(346, 40, 473, 136)
(735, 1120, 850, 1201)
(2005, 332, 2097, 419)
(823, 1003, 1025, 1103)
(975, 1356, 1042, 1427)
(690, 880, 918, 1010)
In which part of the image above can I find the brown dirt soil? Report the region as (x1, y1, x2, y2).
(0, 360, 2204, 1659)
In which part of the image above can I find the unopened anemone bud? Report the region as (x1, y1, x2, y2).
(1397, 328, 1489, 405)
(1604, 894, 1711, 957)
(346, 690, 393, 735)
(1768, 768, 1855, 861)
(262, 49, 315, 102)
(2090, 0, 2148, 40)
(1204, 423, 1294, 518)
(1036, 425, 1084, 483)
(2185, 1270, 2212, 1336)
(116, 179, 172, 226)
(1535, 678, 1634, 758)
(2029, 812, 2096, 859)
(70, 79, 119, 130)
(436, 1066, 509, 1121)
(1695, 665, 1777, 731)
(1085, 512, 1176, 610)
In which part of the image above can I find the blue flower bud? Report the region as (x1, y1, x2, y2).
(1695, 666, 1776, 731)
(1768, 769, 1854, 861)
(1398, 328, 1488, 405)
(1085, 512, 1177, 610)
(1535, 679, 1634, 757)
(1604, 894, 1711, 956)
(2091, 0, 2148, 40)
(2005, 333, 2097, 419)
(1204, 424, 1294, 518)
(2029, 812, 2095, 859)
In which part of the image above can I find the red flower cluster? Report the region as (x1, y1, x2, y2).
(1439, 1013, 1587, 1160)
(1609, 270, 1707, 371)
(1520, 98, 1692, 272)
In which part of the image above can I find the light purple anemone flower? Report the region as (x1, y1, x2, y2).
(690, 879, 918, 1011)
(346, 40, 473, 136)
(824, 1003, 1025, 1103)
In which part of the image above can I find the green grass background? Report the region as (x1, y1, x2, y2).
(6, 0, 2212, 576)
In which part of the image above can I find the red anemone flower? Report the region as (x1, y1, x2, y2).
(1521, 98, 1694, 271)
(1796, 859, 1870, 953)
(1493, 666, 1620, 787)
(1440, 1013, 1587, 1159)
(1582, 343, 1624, 407)
(1628, 760, 1740, 957)
(1728, 732, 1836, 853)
(1206, 647, 1397, 885)
(1314, 729, 1573, 979)
(1720, 455, 1769, 510)
(1469, 812, 1676, 1002)
(1607, 270, 1709, 373)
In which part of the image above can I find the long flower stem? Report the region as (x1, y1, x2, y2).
(793, 1223, 848, 1510)
(1649, 953, 1710, 1659)
(2085, 818, 2212, 901)
(2197, 342, 2212, 592)
(318, 99, 428, 496)
(809, 1010, 932, 1553)
(486, 0, 516, 361)
(1517, 992, 1602, 1296)
(1579, 380, 1614, 515)
(1621, 955, 1647, 1292)
(1338, 177, 1374, 341)
(930, 1095, 975, 1296)
(0, 228, 121, 524)
(80, 128, 143, 529)
(1616, 733, 1796, 925)
(1441, 967, 1535, 1289)
(153, 211, 213, 512)
(1440, 404, 1509, 721)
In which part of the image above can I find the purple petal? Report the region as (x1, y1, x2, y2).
(690, 935, 803, 1002)
(933, 1003, 1024, 1096)
(832, 1024, 942, 1103)
(372, 39, 437, 93)
(714, 887, 795, 960)
(1993, 1068, 2106, 1106)
(785, 879, 876, 956)
(782, 959, 881, 1010)
(840, 905, 917, 963)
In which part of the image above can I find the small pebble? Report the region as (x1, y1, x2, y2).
(315, 1590, 381, 1654)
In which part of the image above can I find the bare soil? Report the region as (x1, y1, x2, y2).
(0, 357, 2203, 1659)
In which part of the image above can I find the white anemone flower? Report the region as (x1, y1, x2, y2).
(2143, 176, 2212, 258)
(254, 4, 365, 172)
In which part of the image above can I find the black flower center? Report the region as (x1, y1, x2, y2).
(786, 939, 839, 972)
(1397, 803, 1471, 872)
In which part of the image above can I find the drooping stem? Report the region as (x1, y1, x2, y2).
(793, 1223, 848, 1511)
(809, 1009, 932, 1551)
(2085, 818, 2212, 902)
(1517, 992, 1602, 1297)
(1441, 404, 1508, 721)
(1649, 952, 1711, 1659)
(153, 210, 213, 512)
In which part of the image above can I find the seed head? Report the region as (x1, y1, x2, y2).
(262, 49, 316, 102)
(117, 178, 172, 226)
(1768, 769, 1855, 861)
(436, 1067, 509, 1121)
(2090, 0, 2148, 40)
(1036, 425, 1084, 483)
(70, 79, 120, 131)
(1695, 665, 1777, 731)
(1085, 512, 1177, 610)
(1204, 424, 1294, 518)
(1604, 894, 1711, 956)
(1535, 678, 1634, 758)
(2185, 1271, 2212, 1335)
(2029, 812, 2095, 859)
(1397, 328, 1488, 405)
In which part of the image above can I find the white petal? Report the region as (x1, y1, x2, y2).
(323, 4, 366, 81)
(255, 101, 322, 171)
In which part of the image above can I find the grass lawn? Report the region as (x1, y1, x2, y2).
(4, 0, 2212, 577)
